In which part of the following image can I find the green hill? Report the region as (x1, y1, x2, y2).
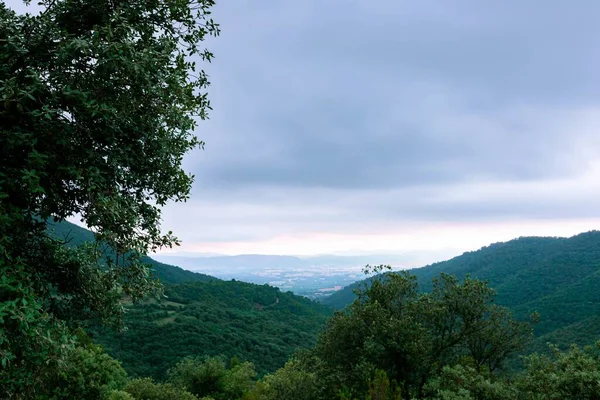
(322, 231, 600, 350)
(46, 219, 215, 284)
(92, 280, 332, 380)
(46, 220, 332, 380)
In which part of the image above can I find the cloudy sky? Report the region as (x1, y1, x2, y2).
(155, 0, 600, 259)
(13, 0, 597, 259)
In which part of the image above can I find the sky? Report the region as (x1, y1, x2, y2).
(12, 0, 600, 259)
(154, 0, 600, 258)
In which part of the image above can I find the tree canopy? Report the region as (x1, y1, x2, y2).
(308, 267, 535, 399)
(0, 0, 218, 396)
(323, 232, 600, 354)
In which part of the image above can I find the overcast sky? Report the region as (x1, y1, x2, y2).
(154, 0, 600, 258)
(14, 0, 598, 259)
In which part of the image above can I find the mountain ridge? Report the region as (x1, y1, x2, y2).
(322, 230, 600, 351)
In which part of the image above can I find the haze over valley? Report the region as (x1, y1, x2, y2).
(152, 252, 456, 298)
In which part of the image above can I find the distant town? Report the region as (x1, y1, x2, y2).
(152, 253, 442, 299)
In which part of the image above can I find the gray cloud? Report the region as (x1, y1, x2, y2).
(159, 0, 600, 250)
(188, 0, 600, 196)
(11, 0, 597, 250)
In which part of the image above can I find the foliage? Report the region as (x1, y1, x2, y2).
(310, 270, 534, 399)
(46, 342, 128, 399)
(244, 359, 319, 400)
(167, 356, 256, 400)
(93, 280, 331, 379)
(1, 0, 218, 253)
(365, 369, 403, 400)
(516, 342, 600, 400)
(422, 365, 515, 400)
(105, 391, 136, 400)
(0, 0, 218, 396)
(323, 232, 600, 353)
(124, 378, 199, 400)
(419, 342, 600, 400)
(0, 236, 123, 397)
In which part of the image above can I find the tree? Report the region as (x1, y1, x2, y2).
(245, 359, 319, 400)
(124, 378, 200, 400)
(0, 0, 218, 396)
(422, 365, 516, 400)
(516, 342, 600, 400)
(309, 267, 535, 399)
(46, 342, 128, 399)
(167, 356, 256, 400)
(105, 390, 136, 400)
(365, 370, 403, 400)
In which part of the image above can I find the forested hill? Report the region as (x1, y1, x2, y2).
(322, 231, 600, 349)
(47, 219, 332, 380)
(46, 220, 215, 284)
(92, 279, 332, 379)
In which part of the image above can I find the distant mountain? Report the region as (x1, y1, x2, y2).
(153, 252, 448, 270)
(46, 220, 216, 284)
(322, 231, 600, 351)
(154, 254, 309, 270)
(152, 252, 419, 298)
(92, 279, 332, 379)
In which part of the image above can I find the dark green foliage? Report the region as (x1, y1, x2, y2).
(516, 342, 600, 400)
(364, 370, 403, 400)
(0, 230, 125, 397)
(93, 280, 332, 380)
(323, 232, 600, 352)
(245, 359, 320, 400)
(419, 342, 600, 400)
(0, 0, 218, 396)
(123, 378, 199, 400)
(167, 356, 256, 399)
(105, 390, 136, 400)
(310, 270, 533, 399)
(45, 342, 129, 399)
(250, 269, 600, 400)
(1, 0, 218, 254)
(422, 364, 516, 400)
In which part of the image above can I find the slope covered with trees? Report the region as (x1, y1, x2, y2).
(47, 220, 216, 285)
(322, 232, 600, 351)
(46, 268, 600, 400)
(92, 279, 332, 380)
(45, 220, 332, 380)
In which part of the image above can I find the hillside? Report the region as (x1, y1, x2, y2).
(322, 231, 600, 350)
(46, 219, 215, 284)
(46, 219, 332, 380)
(92, 280, 332, 379)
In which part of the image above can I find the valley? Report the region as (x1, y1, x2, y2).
(5, 2, 600, 398)
(50, 220, 600, 375)
(151, 252, 443, 299)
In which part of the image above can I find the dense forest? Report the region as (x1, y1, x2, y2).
(42, 222, 600, 399)
(48, 220, 332, 379)
(2, 0, 600, 399)
(324, 232, 600, 353)
(93, 279, 331, 379)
